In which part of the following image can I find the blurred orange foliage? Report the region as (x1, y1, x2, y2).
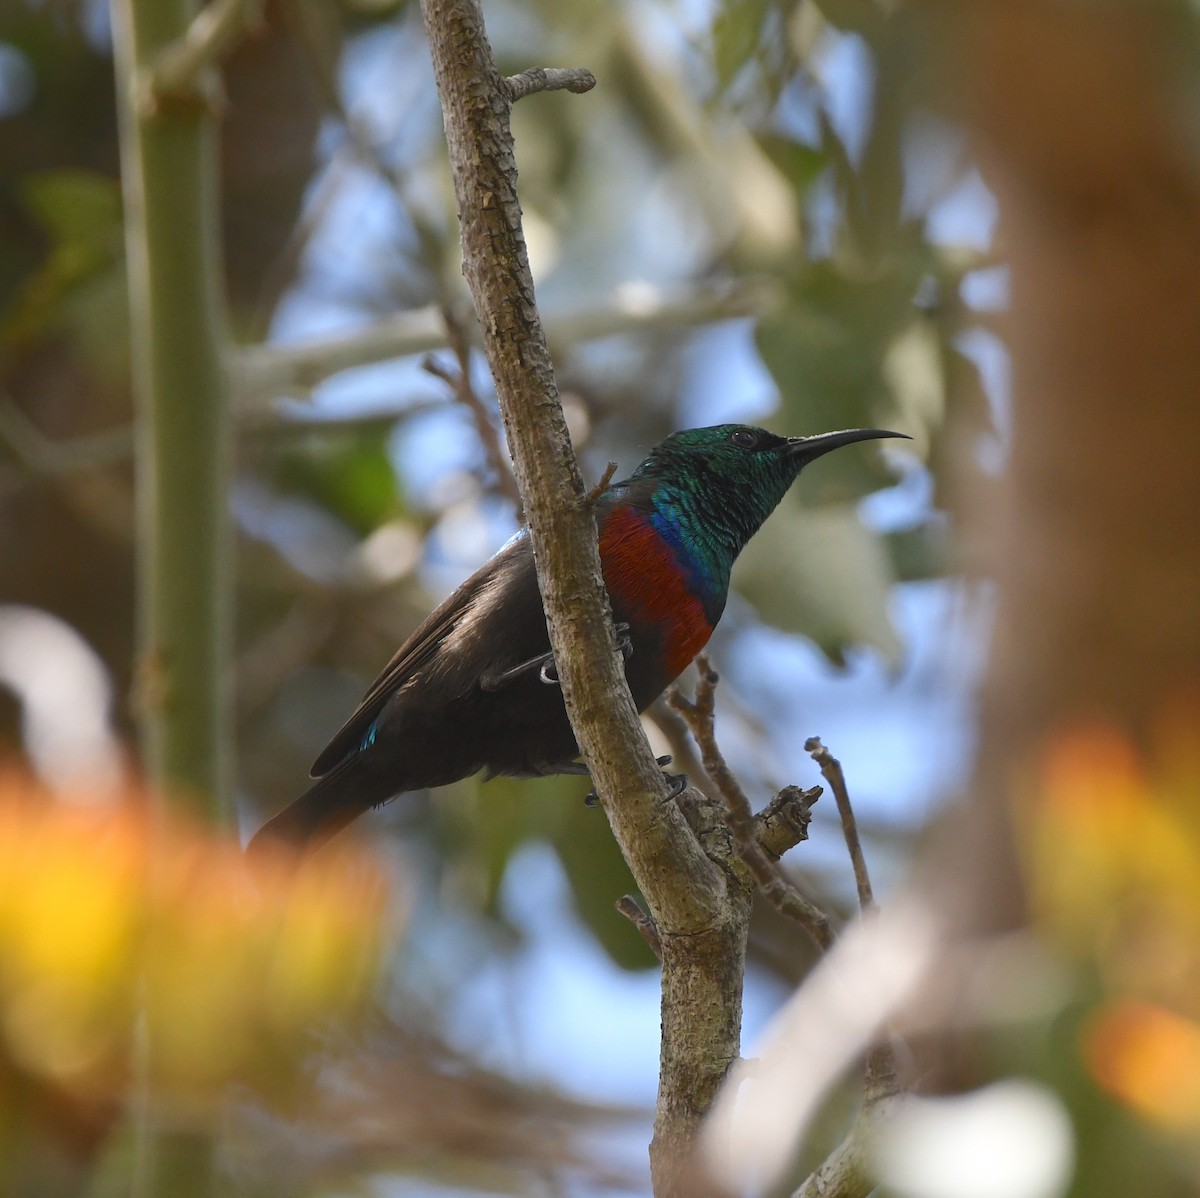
(1084, 1000, 1200, 1131)
(1026, 701, 1200, 1134)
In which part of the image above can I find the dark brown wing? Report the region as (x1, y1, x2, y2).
(309, 533, 536, 776)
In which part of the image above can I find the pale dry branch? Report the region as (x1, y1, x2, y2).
(0, 395, 454, 482)
(0, 395, 132, 474)
(232, 280, 774, 406)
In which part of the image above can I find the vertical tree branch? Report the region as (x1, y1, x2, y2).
(114, 0, 233, 821)
(418, 2, 747, 1191)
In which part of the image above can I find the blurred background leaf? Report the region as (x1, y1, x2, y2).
(734, 499, 900, 666)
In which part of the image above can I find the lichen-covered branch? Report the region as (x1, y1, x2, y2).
(755, 785, 821, 859)
(418, 0, 718, 918)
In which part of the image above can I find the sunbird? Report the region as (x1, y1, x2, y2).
(249, 424, 906, 854)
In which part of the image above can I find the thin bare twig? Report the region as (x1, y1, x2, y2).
(802, 737, 896, 1100)
(804, 737, 876, 913)
(503, 67, 597, 102)
(616, 895, 662, 959)
(421, 307, 523, 512)
(669, 657, 835, 950)
(283, 2, 450, 306)
(0, 393, 453, 482)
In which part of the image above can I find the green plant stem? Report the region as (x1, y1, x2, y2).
(112, 0, 232, 1192)
(114, 0, 232, 820)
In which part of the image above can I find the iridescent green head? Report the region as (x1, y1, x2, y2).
(612, 423, 908, 612)
(629, 423, 906, 551)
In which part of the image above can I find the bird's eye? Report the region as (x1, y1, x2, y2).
(728, 429, 758, 449)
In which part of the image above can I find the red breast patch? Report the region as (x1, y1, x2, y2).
(598, 507, 714, 680)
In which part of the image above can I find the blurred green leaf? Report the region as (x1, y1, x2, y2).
(713, 0, 775, 89)
(462, 772, 654, 969)
(941, 338, 996, 436)
(755, 133, 828, 199)
(927, 338, 998, 512)
(21, 169, 121, 263)
(884, 524, 949, 583)
(548, 795, 656, 971)
(812, 0, 885, 37)
(467, 774, 585, 914)
(733, 498, 900, 666)
(885, 319, 945, 432)
(1, 169, 126, 376)
(757, 259, 926, 498)
(469, 776, 538, 913)
(273, 431, 401, 536)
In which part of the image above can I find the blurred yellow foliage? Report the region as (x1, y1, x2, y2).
(0, 773, 395, 1114)
(1025, 703, 1200, 1132)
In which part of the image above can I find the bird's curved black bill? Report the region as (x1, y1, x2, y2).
(786, 428, 910, 464)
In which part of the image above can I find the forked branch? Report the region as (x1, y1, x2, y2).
(670, 657, 834, 949)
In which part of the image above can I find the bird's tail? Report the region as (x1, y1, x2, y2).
(246, 757, 393, 861)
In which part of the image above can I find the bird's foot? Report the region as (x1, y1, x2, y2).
(481, 624, 632, 692)
(654, 754, 689, 799)
(663, 770, 688, 800)
(480, 649, 557, 692)
(616, 622, 633, 661)
(541, 623, 632, 686)
(583, 755, 685, 807)
(538, 759, 591, 777)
